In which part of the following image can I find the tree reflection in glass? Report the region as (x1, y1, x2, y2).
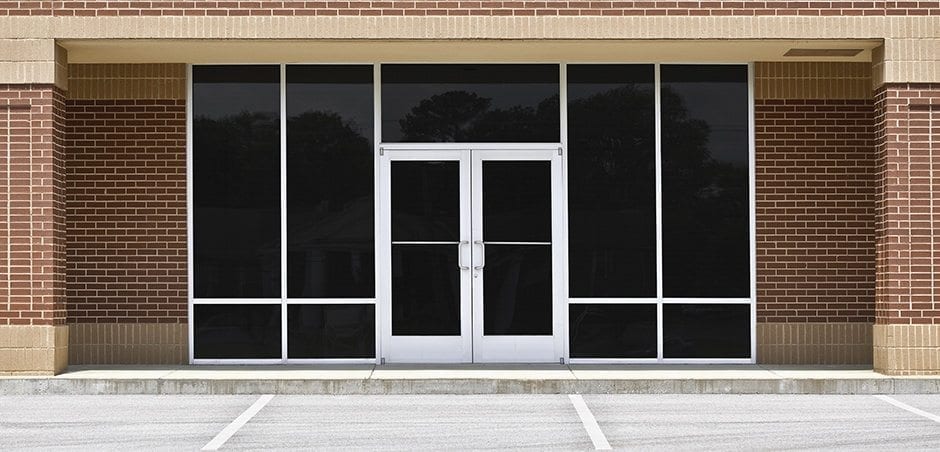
(286, 66, 375, 299)
(193, 65, 281, 298)
(382, 64, 560, 143)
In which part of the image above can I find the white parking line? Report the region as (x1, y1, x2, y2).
(569, 394, 612, 450)
(202, 394, 275, 451)
(874, 395, 940, 423)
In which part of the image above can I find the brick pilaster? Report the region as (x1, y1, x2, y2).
(873, 83, 940, 375)
(0, 84, 69, 374)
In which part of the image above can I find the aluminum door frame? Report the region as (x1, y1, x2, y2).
(470, 148, 565, 363)
(378, 148, 473, 363)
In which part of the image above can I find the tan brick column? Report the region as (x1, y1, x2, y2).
(873, 41, 940, 375)
(0, 40, 69, 375)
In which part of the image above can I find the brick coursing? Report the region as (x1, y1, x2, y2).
(2, 1, 939, 16)
(874, 83, 940, 325)
(65, 99, 187, 324)
(756, 98, 876, 323)
(0, 84, 67, 326)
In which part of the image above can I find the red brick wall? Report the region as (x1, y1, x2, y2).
(874, 83, 940, 325)
(756, 98, 876, 323)
(65, 99, 187, 324)
(0, 84, 67, 326)
(3, 1, 939, 17)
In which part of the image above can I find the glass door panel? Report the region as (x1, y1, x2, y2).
(471, 149, 563, 362)
(380, 151, 472, 362)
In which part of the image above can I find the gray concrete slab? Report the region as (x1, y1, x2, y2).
(0, 395, 257, 451)
(3, 365, 940, 394)
(371, 364, 575, 380)
(585, 394, 940, 450)
(228, 395, 591, 450)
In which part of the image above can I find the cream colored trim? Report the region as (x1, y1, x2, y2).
(0, 39, 63, 87)
(874, 324, 940, 375)
(757, 323, 873, 365)
(0, 325, 68, 375)
(54, 43, 67, 90)
(755, 62, 872, 99)
(61, 39, 879, 64)
(68, 323, 187, 365)
(68, 63, 185, 99)
(0, 61, 57, 85)
(2, 16, 937, 40)
(0, 38, 55, 61)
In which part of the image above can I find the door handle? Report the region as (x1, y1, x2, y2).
(457, 241, 470, 270)
(473, 240, 485, 271)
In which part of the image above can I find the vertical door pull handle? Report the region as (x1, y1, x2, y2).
(457, 241, 470, 270)
(473, 240, 486, 270)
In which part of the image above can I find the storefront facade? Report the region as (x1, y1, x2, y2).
(1, 4, 938, 374)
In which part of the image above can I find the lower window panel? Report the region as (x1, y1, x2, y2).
(194, 304, 282, 359)
(569, 304, 657, 359)
(663, 303, 751, 359)
(288, 304, 376, 359)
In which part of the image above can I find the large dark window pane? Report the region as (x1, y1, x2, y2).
(382, 64, 560, 142)
(661, 65, 750, 298)
(663, 303, 751, 359)
(569, 304, 656, 358)
(288, 304, 375, 358)
(567, 65, 656, 297)
(392, 245, 461, 335)
(392, 161, 460, 242)
(287, 65, 375, 298)
(194, 304, 281, 359)
(483, 245, 552, 335)
(193, 65, 280, 298)
(483, 161, 551, 243)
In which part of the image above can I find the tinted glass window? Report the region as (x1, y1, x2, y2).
(663, 303, 751, 358)
(287, 65, 375, 298)
(483, 245, 552, 335)
(567, 65, 656, 298)
(569, 304, 657, 358)
(193, 65, 280, 298)
(382, 64, 560, 142)
(194, 304, 281, 359)
(392, 161, 460, 242)
(288, 304, 375, 358)
(392, 244, 461, 335)
(483, 161, 551, 243)
(661, 65, 750, 298)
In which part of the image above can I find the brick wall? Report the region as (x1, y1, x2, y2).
(65, 98, 187, 324)
(0, 84, 67, 326)
(2, 1, 939, 17)
(754, 62, 876, 364)
(64, 64, 188, 364)
(874, 82, 940, 326)
(756, 98, 876, 324)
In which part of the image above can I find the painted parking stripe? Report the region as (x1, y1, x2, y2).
(202, 394, 275, 451)
(874, 395, 940, 424)
(569, 394, 612, 450)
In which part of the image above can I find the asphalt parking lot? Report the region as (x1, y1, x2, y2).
(1, 394, 939, 450)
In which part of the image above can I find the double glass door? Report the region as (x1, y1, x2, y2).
(379, 148, 563, 363)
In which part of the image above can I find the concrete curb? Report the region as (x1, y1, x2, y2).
(2, 378, 940, 395)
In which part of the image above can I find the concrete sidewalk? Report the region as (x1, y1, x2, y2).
(1, 364, 938, 395)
